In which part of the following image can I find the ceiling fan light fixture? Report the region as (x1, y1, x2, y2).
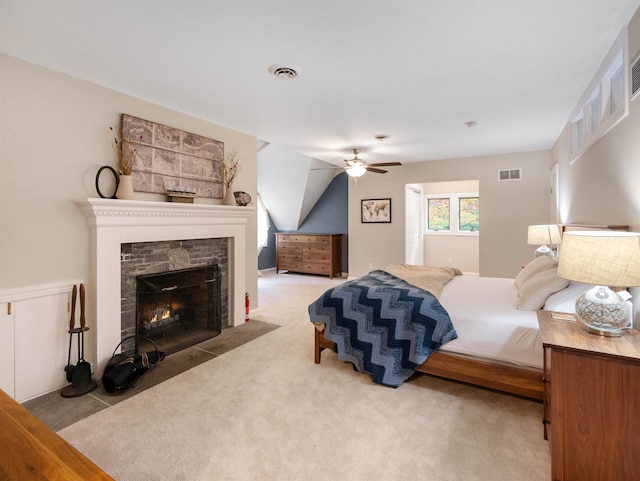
(345, 149, 367, 177)
(346, 164, 367, 177)
(374, 134, 389, 141)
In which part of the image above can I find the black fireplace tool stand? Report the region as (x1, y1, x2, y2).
(61, 284, 97, 398)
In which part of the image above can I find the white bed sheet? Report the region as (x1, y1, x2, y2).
(438, 275, 544, 370)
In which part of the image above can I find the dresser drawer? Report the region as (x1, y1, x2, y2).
(279, 261, 303, 271)
(313, 235, 331, 244)
(303, 263, 331, 275)
(290, 235, 317, 243)
(278, 251, 304, 263)
(276, 234, 292, 243)
(278, 244, 302, 255)
(304, 246, 331, 261)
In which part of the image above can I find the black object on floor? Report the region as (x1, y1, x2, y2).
(102, 336, 165, 395)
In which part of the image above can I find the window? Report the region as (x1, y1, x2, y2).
(569, 26, 628, 163)
(427, 198, 450, 231)
(425, 193, 479, 235)
(459, 197, 479, 232)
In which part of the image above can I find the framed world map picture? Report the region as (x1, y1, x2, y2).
(361, 198, 391, 223)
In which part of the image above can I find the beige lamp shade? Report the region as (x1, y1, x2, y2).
(527, 225, 562, 245)
(557, 231, 640, 286)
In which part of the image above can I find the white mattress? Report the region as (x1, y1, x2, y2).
(438, 275, 544, 370)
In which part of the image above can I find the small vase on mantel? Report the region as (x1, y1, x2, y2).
(116, 175, 135, 200)
(223, 187, 235, 206)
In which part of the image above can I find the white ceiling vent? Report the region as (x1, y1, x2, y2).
(498, 169, 521, 181)
(632, 53, 640, 100)
(268, 64, 301, 80)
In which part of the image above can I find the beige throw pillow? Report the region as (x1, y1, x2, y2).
(515, 256, 557, 292)
(516, 268, 569, 311)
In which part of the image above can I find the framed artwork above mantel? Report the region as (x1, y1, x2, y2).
(121, 114, 225, 199)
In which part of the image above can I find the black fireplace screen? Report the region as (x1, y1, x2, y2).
(136, 265, 222, 356)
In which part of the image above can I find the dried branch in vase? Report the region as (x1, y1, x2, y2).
(223, 151, 241, 189)
(110, 125, 142, 176)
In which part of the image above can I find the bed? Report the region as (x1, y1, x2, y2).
(309, 225, 627, 400)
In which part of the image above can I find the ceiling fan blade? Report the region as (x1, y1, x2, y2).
(366, 167, 388, 174)
(368, 162, 402, 167)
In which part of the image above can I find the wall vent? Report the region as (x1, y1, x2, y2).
(632, 53, 640, 99)
(498, 169, 521, 181)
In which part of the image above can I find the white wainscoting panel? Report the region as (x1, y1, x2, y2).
(0, 302, 15, 396)
(0, 281, 81, 402)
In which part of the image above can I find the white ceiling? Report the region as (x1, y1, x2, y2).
(2, 0, 639, 166)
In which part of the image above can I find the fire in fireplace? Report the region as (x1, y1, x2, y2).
(136, 265, 222, 356)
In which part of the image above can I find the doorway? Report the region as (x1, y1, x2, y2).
(404, 180, 480, 274)
(405, 184, 424, 265)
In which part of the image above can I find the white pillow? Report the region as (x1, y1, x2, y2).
(515, 256, 557, 292)
(543, 281, 591, 313)
(516, 268, 569, 311)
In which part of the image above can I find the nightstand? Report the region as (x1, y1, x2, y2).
(537, 310, 640, 481)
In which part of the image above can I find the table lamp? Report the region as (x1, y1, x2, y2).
(528, 224, 562, 259)
(557, 231, 640, 337)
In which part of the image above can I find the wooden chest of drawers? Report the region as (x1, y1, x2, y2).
(538, 310, 640, 481)
(275, 233, 342, 279)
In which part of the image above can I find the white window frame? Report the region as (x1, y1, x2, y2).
(424, 192, 479, 237)
(569, 26, 629, 164)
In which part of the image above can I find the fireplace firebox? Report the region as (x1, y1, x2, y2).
(136, 265, 222, 356)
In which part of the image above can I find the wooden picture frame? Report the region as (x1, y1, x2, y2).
(361, 198, 391, 223)
(121, 114, 225, 199)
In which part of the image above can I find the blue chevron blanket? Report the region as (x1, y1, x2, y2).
(308, 270, 458, 387)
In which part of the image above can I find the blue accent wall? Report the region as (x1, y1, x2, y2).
(258, 212, 277, 270)
(258, 173, 348, 272)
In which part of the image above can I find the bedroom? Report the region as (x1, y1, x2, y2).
(2, 1, 640, 480)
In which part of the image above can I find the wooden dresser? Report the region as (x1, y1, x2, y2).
(275, 233, 342, 278)
(537, 310, 640, 481)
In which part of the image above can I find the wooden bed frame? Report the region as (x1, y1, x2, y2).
(313, 224, 630, 401)
(314, 327, 544, 400)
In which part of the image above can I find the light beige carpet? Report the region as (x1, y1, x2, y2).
(59, 270, 550, 481)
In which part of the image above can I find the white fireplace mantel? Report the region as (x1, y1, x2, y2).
(76, 198, 254, 373)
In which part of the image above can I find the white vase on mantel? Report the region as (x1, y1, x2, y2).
(116, 175, 135, 200)
(223, 187, 235, 206)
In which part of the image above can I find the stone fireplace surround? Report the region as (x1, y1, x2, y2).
(123, 240, 227, 354)
(76, 198, 253, 374)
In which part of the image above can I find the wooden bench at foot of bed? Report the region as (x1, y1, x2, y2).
(0, 389, 114, 481)
(314, 328, 543, 401)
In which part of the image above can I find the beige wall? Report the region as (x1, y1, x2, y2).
(424, 236, 480, 274)
(552, 9, 640, 230)
(551, 9, 640, 321)
(0, 54, 258, 304)
(348, 150, 552, 279)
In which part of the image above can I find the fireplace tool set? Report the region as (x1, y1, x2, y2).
(61, 283, 97, 397)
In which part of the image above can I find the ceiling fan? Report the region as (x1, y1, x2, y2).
(320, 149, 402, 177)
